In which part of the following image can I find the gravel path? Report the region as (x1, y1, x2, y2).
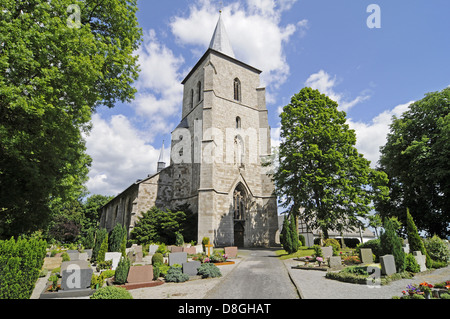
(284, 259, 450, 299)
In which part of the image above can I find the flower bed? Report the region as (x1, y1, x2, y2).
(396, 280, 450, 299)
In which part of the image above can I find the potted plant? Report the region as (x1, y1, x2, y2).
(419, 282, 433, 299)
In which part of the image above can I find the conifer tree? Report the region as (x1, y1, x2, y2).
(380, 218, 406, 272)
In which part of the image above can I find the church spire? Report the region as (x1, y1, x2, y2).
(157, 140, 165, 173)
(209, 13, 235, 58)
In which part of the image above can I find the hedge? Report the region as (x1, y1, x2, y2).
(0, 237, 47, 299)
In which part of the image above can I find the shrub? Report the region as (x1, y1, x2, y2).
(202, 237, 210, 252)
(90, 286, 133, 299)
(114, 257, 131, 284)
(61, 252, 70, 262)
(298, 234, 305, 247)
(165, 266, 189, 282)
(97, 235, 109, 263)
(404, 254, 421, 273)
(324, 238, 341, 256)
(380, 218, 406, 272)
(424, 235, 450, 263)
(109, 224, 127, 253)
(197, 263, 222, 279)
(175, 231, 184, 246)
(0, 236, 47, 299)
(441, 293, 450, 299)
(152, 252, 164, 265)
(340, 266, 368, 276)
(156, 243, 168, 255)
(92, 228, 108, 262)
(281, 215, 299, 254)
(153, 262, 170, 278)
(312, 245, 322, 258)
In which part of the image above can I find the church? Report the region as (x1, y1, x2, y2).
(99, 15, 279, 247)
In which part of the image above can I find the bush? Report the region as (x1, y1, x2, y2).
(424, 235, 450, 263)
(404, 254, 421, 273)
(114, 257, 131, 284)
(380, 218, 406, 272)
(92, 228, 108, 262)
(97, 235, 109, 263)
(90, 286, 133, 299)
(281, 215, 299, 254)
(324, 238, 341, 256)
(61, 252, 70, 262)
(152, 252, 164, 265)
(165, 266, 189, 283)
(109, 224, 127, 253)
(340, 266, 368, 276)
(197, 263, 222, 279)
(298, 234, 305, 247)
(175, 231, 184, 246)
(0, 236, 47, 299)
(441, 293, 450, 299)
(153, 262, 170, 278)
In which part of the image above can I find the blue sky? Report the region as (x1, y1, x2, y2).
(84, 0, 450, 197)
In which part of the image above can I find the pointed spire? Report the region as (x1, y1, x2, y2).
(209, 13, 235, 58)
(157, 140, 166, 173)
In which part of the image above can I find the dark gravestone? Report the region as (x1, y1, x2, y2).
(61, 260, 93, 290)
(182, 261, 201, 276)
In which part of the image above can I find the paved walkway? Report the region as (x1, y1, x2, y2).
(206, 249, 299, 299)
(283, 258, 450, 299)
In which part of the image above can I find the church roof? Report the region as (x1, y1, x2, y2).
(208, 14, 235, 58)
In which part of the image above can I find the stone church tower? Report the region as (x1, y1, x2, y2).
(99, 15, 278, 247)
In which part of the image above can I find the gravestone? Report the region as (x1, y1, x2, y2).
(149, 244, 159, 255)
(84, 249, 93, 259)
(105, 252, 122, 270)
(182, 261, 201, 276)
(413, 251, 427, 272)
(183, 246, 197, 255)
(360, 248, 373, 264)
(170, 246, 184, 253)
(169, 252, 187, 266)
(321, 246, 333, 259)
(329, 256, 343, 270)
(78, 252, 89, 261)
(133, 245, 143, 262)
(380, 255, 396, 275)
(194, 244, 203, 254)
(402, 243, 410, 254)
(61, 260, 93, 290)
(127, 265, 154, 283)
(224, 247, 238, 259)
(66, 250, 79, 261)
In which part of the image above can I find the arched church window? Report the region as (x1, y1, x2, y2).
(234, 78, 241, 101)
(190, 89, 194, 109)
(197, 81, 202, 102)
(233, 184, 247, 220)
(236, 116, 241, 129)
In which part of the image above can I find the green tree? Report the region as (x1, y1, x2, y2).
(0, 0, 142, 238)
(380, 218, 406, 272)
(130, 207, 188, 245)
(280, 214, 298, 254)
(377, 87, 450, 238)
(406, 208, 426, 255)
(109, 224, 127, 253)
(273, 88, 389, 239)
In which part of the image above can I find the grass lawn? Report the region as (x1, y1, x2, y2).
(275, 247, 315, 260)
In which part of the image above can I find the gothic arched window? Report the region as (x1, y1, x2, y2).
(190, 89, 194, 109)
(236, 116, 241, 129)
(197, 81, 202, 102)
(234, 78, 241, 102)
(233, 184, 247, 220)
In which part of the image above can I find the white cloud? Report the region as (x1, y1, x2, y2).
(84, 114, 163, 196)
(348, 101, 413, 167)
(170, 0, 306, 92)
(133, 29, 184, 127)
(305, 70, 371, 111)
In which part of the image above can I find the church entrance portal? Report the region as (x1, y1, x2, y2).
(233, 184, 247, 247)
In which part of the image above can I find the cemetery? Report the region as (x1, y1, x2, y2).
(34, 227, 240, 299)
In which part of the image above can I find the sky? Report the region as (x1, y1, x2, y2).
(84, 0, 450, 198)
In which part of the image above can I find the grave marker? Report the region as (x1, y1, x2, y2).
(360, 248, 373, 264)
(105, 252, 122, 270)
(149, 244, 159, 255)
(413, 251, 427, 272)
(321, 246, 333, 259)
(61, 260, 93, 290)
(224, 247, 238, 259)
(329, 256, 343, 270)
(169, 252, 187, 266)
(182, 261, 201, 276)
(127, 265, 154, 284)
(380, 255, 396, 275)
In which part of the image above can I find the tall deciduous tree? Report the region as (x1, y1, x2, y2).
(273, 88, 389, 239)
(376, 87, 450, 238)
(0, 0, 142, 238)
